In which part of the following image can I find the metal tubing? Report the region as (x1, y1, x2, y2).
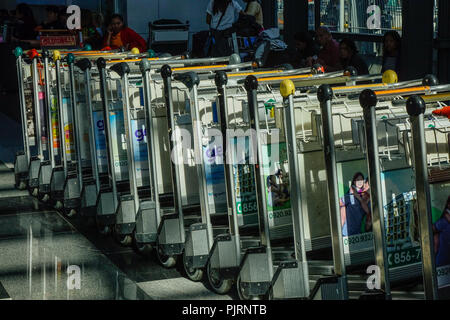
(281, 81, 310, 297)
(317, 84, 348, 297)
(31, 58, 43, 159)
(43, 52, 55, 166)
(84, 67, 100, 190)
(360, 89, 391, 299)
(161, 65, 185, 242)
(406, 95, 439, 300)
(16, 53, 30, 164)
(122, 70, 139, 209)
(215, 71, 241, 257)
(68, 57, 83, 189)
(140, 64, 161, 227)
(97, 58, 118, 199)
(244, 75, 273, 278)
(55, 59, 68, 176)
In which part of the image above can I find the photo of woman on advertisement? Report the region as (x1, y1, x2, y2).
(433, 195, 450, 267)
(340, 172, 372, 236)
(267, 169, 289, 208)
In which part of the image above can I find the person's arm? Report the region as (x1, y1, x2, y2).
(245, 2, 258, 16)
(206, 0, 213, 26)
(104, 23, 113, 48)
(206, 13, 212, 26)
(353, 191, 370, 215)
(340, 198, 346, 227)
(123, 27, 147, 52)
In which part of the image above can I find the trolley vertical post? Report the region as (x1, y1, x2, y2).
(215, 71, 241, 259)
(67, 53, 83, 189)
(244, 75, 273, 277)
(360, 89, 392, 299)
(111, 62, 139, 211)
(42, 50, 54, 166)
(76, 59, 100, 192)
(280, 79, 310, 297)
(406, 95, 439, 300)
(31, 53, 43, 159)
(161, 64, 185, 242)
(190, 72, 213, 247)
(97, 58, 118, 201)
(54, 51, 68, 177)
(15, 47, 30, 165)
(317, 84, 348, 298)
(139, 60, 161, 229)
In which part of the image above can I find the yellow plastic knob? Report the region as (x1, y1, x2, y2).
(382, 69, 398, 84)
(53, 50, 61, 62)
(280, 80, 295, 98)
(131, 47, 140, 54)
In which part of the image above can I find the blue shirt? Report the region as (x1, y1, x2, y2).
(341, 193, 367, 237)
(435, 215, 450, 267)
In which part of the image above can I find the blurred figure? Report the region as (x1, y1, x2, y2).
(58, 6, 69, 29)
(11, 3, 37, 41)
(103, 14, 146, 52)
(243, 0, 263, 28)
(290, 31, 319, 68)
(433, 196, 450, 267)
(339, 38, 369, 75)
(82, 10, 103, 50)
(35, 5, 64, 30)
(381, 30, 401, 74)
(306, 26, 340, 72)
(206, 0, 243, 57)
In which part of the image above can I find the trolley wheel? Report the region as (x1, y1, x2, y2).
(132, 230, 154, 256)
(41, 194, 50, 203)
(182, 250, 204, 282)
(32, 197, 40, 211)
(65, 208, 77, 218)
(113, 226, 133, 246)
(156, 244, 177, 268)
(236, 274, 264, 300)
(18, 181, 27, 190)
(54, 201, 63, 210)
(96, 218, 112, 236)
(206, 259, 233, 294)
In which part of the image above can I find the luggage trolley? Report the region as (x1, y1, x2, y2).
(93, 55, 242, 241)
(356, 82, 450, 299)
(201, 66, 384, 297)
(405, 92, 450, 299)
(14, 49, 50, 199)
(317, 78, 450, 299)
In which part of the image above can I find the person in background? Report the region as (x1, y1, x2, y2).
(82, 11, 103, 50)
(103, 14, 146, 52)
(206, 0, 243, 57)
(381, 30, 401, 74)
(340, 172, 371, 237)
(290, 31, 319, 68)
(306, 26, 340, 72)
(339, 38, 369, 75)
(243, 0, 263, 28)
(35, 5, 64, 31)
(58, 6, 68, 29)
(433, 195, 450, 267)
(11, 3, 37, 41)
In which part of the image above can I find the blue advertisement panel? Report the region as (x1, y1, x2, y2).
(131, 118, 150, 188)
(92, 111, 108, 174)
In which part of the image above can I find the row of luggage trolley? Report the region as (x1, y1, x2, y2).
(12, 45, 450, 300)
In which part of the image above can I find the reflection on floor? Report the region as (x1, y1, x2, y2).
(0, 161, 236, 300)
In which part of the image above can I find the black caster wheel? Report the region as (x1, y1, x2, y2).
(182, 250, 204, 282)
(206, 259, 233, 294)
(156, 244, 177, 268)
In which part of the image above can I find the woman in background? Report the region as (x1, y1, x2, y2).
(103, 14, 146, 52)
(243, 0, 263, 28)
(381, 30, 401, 75)
(433, 195, 450, 267)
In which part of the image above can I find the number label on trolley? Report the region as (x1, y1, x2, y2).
(387, 246, 421, 269)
